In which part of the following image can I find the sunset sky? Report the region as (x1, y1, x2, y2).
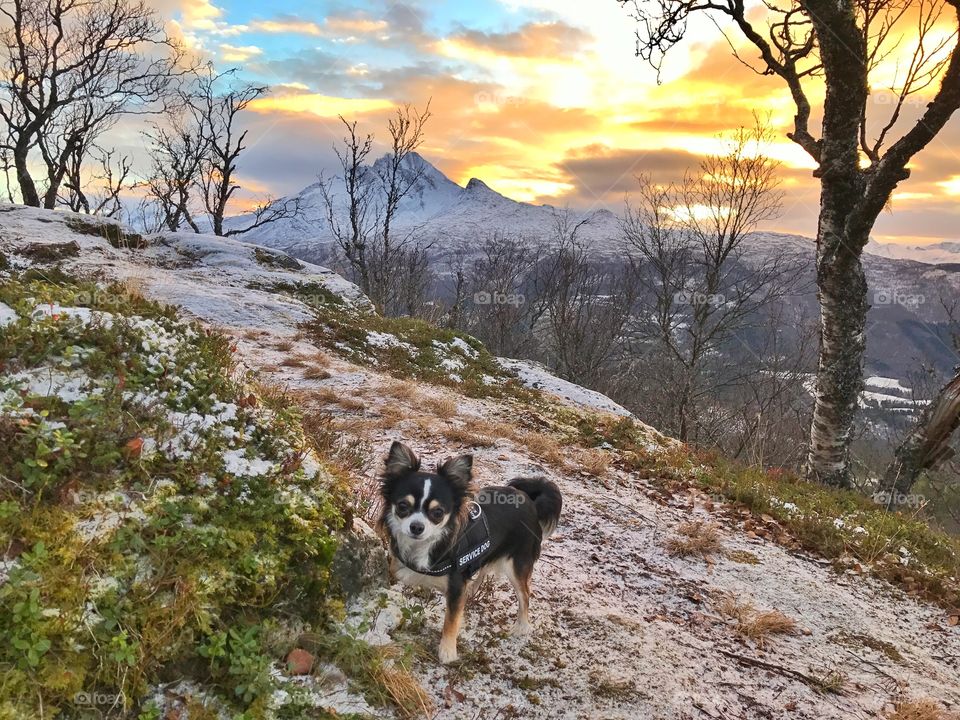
(151, 0, 960, 245)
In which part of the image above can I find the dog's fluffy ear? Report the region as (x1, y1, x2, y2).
(438, 454, 473, 491)
(385, 441, 420, 476)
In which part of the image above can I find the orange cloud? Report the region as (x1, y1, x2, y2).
(250, 13, 388, 40)
(442, 22, 590, 59)
(248, 92, 394, 118)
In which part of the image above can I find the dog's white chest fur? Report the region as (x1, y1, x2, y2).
(394, 531, 435, 572)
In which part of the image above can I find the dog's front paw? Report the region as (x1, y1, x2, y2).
(438, 642, 458, 664)
(510, 620, 532, 637)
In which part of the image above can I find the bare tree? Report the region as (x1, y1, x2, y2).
(442, 246, 471, 330)
(61, 144, 133, 217)
(141, 116, 206, 232)
(0, 0, 186, 207)
(535, 210, 640, 390)
(882, 298, 960, 497)
(459, 232, 549, 358)
(720, 302, 818, 467)
(620, 0, 960, 486)
(189, 67, 301, 237)
(621, 127, 806, 443)
(374, 102, 432, 283)
(393, 244, 435, 318)
(319, 118, 376, 291)
(320, 103, 432, 312)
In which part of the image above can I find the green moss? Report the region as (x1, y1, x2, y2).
(303, 301, 530, 400)
(830, 630, 903, 662)
(252, 248, 303, 272)
(0, 274, 354, 717)
(727, 549, 761, 565)
(248, 279, 345, 308)
(65, 216, 147, 250)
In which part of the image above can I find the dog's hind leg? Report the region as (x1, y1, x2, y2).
(507, 558, 533, 637)
(439, 579, 467, 664)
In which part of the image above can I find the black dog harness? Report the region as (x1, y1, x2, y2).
(396, 503, 492, 579)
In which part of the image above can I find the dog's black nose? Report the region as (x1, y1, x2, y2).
(410, 521, 424, 536)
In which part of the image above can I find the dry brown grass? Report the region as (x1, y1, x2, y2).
(307, 386, 366, 410)
(311, 352, 332, 367)
(716, 595, 798, 648)
(521, 431, 567, 467)
(339, 395, 367, 411)
(120, 275, 146, 302)
(299, 408, 369, 471)
(738, 609, 798, 646)
(716, 594, 749, 621)
(379, 664, 434, 719)
(370, 644, 434, 718)
(809, 666, 849, 695)
(423, 394, 458, 419)
(303, 365, 331, 380)
(890, 700, 960, 720)
(280, 355, 307, 368)
(311, 387, 340, 405)
(381, 378, 418, 401)
(273, 339, 295, 351)
(580, 448, 612, 477)
(441, 423, 496, 448)
(665, 521, 723, 560)
(466, 416, 514, 441)
(410, 416, 437, 437)
(375, 404, 408, 426)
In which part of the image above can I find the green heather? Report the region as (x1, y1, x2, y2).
(0, 275, 354, 718)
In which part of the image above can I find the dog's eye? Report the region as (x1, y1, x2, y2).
(396, 500, 410, 515)
(428, 507, 445, 523)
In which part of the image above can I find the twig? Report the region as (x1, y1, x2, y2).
(718, 649, 827, 691)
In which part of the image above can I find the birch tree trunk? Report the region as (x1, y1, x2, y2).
(803, 0, 869, 488)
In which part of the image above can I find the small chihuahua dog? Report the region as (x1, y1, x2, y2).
(379, 441, 562, 663)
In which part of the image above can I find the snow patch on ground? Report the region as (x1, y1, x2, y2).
(366, 330, 417, 355)
(498, 357, 634, 417)
(865, 376, 911, 392)
(0, 205, 369, 337)
(0, 301, 18, 326)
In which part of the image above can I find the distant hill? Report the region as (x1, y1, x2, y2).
(229, 153, 960, 381)
(866, 238, 960, 265)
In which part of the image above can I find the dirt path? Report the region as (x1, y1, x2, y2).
(233, 330, 960, 720)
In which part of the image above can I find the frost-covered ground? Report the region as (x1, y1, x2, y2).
(2, 206, 959, 719)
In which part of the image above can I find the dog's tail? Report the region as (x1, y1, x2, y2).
(508, 477, 562, 538)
